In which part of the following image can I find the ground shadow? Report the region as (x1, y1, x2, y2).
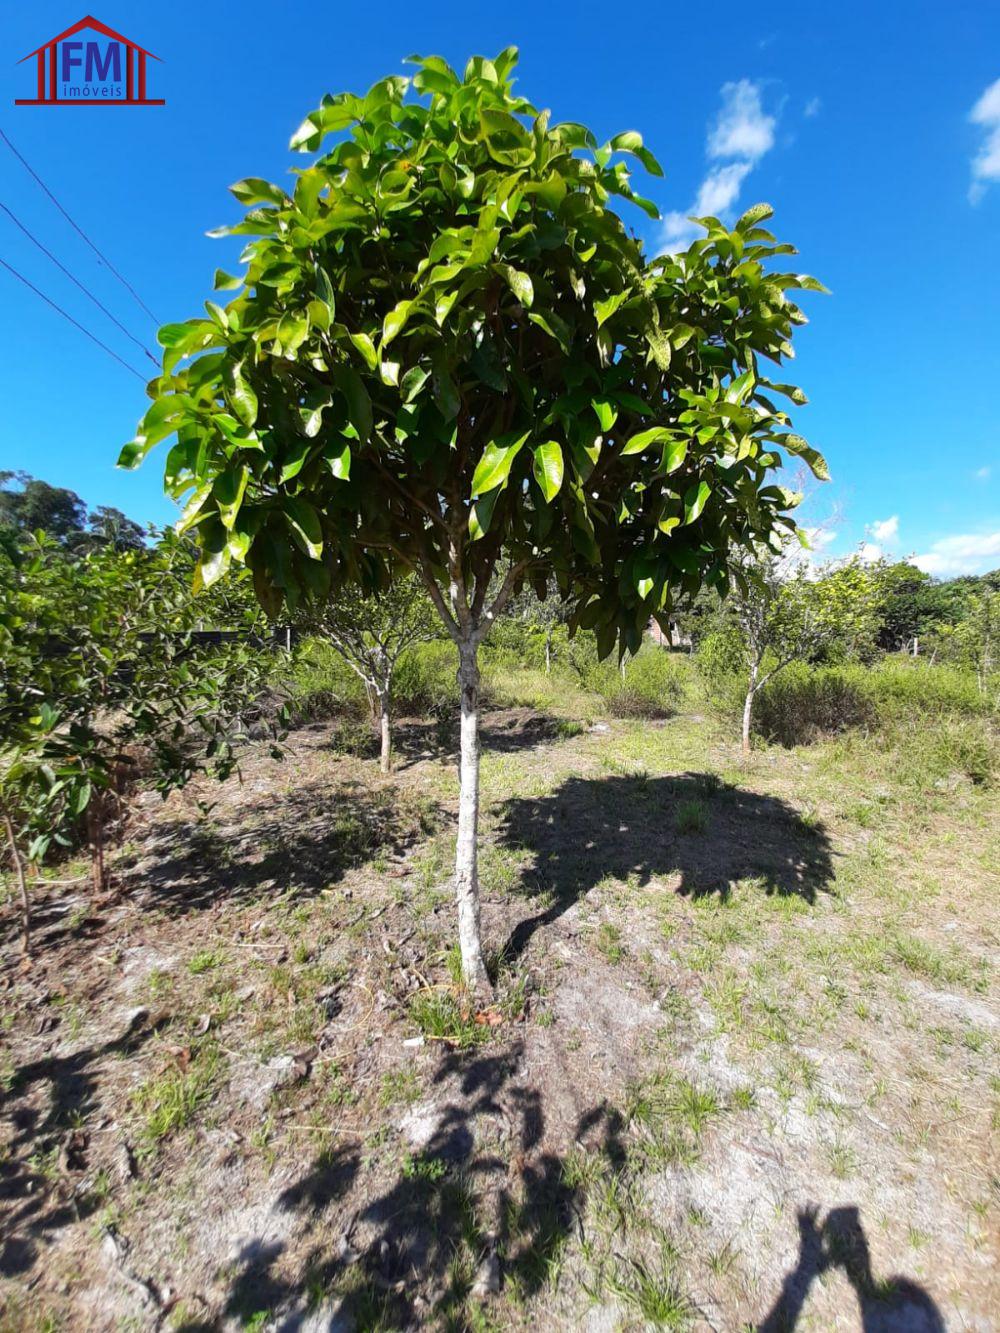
(0, 1012, 161, 1277)
(388, 709, 573, 772)
(181, 1042, 627, 1330)
(109, 777, 440, 920)
(758, 1204, 945, 1331)
(496, 773, 835, 964)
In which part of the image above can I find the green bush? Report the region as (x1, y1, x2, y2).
(571, 641, 687, 718)
(285, 638, 368, 723)
(754, 664, 876, 745)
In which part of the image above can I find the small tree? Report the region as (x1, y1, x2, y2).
(303, 575, 439, 771)
(0, 532, 278, 954)
(728, 548, 840, 753)
(120, 51, 825, 989)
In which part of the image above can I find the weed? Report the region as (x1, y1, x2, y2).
(675, 798, 708, 835)
(187, 949, 224, 975)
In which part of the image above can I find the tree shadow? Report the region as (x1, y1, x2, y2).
(0, 1013, 161, 1277)
(112, 777, 439, 920)
(188, 1042, 627, 1331)
(496, 773, 835, 965)
(389, 709, 573, 772)
(758, 1204, 945, 1331)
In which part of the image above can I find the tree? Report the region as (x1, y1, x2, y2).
(120, 51, 825, 989)
(302, 574, 439, 771)
(82, 506, 147, 552)
(726, 547, 851, 753)
(0, 531, 279, 955)
(0, 472, 87, 542)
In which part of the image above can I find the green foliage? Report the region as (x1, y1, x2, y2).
(0, 530, 280, 945)
(121, 49, 823, 656)
(569, 639, 686, 717)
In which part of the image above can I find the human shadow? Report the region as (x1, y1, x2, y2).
(496, 773, 835, 965)
(113, 777, 441, 919)
(758, 1204, 945, 1330)
(187, 1043, 627, 1331)
(0, 1012, 161, 1277)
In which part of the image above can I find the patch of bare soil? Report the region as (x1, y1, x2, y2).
(1, 710, 996, 1331)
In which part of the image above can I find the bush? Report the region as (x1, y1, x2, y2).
(571, 641, 687, 718)
(286, 639, 368, 722)
(754, 664, 876, 745)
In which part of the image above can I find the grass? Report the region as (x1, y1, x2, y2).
(4, 652, 997, 1332)
(130, 1046, 221, 1146)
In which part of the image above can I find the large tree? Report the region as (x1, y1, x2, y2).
(120, 50, 825, 988)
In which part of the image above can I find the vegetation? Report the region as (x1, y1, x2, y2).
(120, 50, 827, 988)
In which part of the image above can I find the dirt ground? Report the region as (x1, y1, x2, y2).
(1, 698, 997, 1331)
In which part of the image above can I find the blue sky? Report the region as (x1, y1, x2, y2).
(1, 1, 998, 575)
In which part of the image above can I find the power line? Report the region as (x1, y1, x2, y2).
(0, 126, 158, 324)
(0, 256, 147, 382)
(0, 200, 159, 366)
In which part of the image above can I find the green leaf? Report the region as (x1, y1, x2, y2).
(496, 264, 534, 307)
(594, 292, 627, 327)
(280, 437, 312, 483)
(608, 130, 663, 176)
(661, 438, 688, 474)
(229, 177, 289, 207)
(324, 442, 351, 480)
(620, 426, 672, 457)
(213, 466, 249, 530)
(532, 441, 564, 502)
(781, 435, 831, 481)
(175, 481, 214, 534)
(332, 366, 372, 441)
(591, 398, 618, 431)
(348, 331, 378, 370)
(383, 299, 415, 346)
(470, 431, 529, 497)
(469, 488, 500, 541)
(681, 480, 711, 525)
(299, 390, 331, 439)
(213, 269, 243, 291)
(226, 362, 258, 427)
(284, 497, 323, 559)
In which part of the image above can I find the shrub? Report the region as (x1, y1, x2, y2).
(571, 641, 687, 718)
(753, 664, 876, 745)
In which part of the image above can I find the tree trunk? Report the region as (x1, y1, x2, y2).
(545, 627, 553, 674)
(742, 661, 759, 755)
(2, 805, 30, 956)
(378, 687, 392, 774)
(455, 637, 490, 993)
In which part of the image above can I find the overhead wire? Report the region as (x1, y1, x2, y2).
(0, 200, 159, 366)
(0, 125, 159, 324)
(0, 255, 147, 382)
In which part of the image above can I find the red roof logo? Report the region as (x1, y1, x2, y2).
(15, 16, 164, 106)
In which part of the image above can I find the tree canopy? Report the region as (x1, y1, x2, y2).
(120, 48, 827, 652)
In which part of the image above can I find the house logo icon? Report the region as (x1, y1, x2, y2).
(15, 15, 164, 106)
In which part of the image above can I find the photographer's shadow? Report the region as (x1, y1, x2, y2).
(759, 1205, 944, 1331)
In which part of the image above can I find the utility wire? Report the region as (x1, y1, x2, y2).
(0, 256, 146, 382)
(0, 201, 159, 366)
(0, 126, 158, 324)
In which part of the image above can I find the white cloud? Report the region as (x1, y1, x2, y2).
(695, 161, 753, 214)
(974, 465, 991, 481)
(804, 96, 822, 118)
(707, 81, 776, 163)
(658, 80, 777, 253)
(912, 531, 1000, 578)
(869, 515, 899, 544)
(969, 77, 1000, 203)
(858, 542, 883, 563)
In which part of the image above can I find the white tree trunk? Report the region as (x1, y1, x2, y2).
(378, 687, 392, 774)
(455, 637, 490, 993)
(742, 661, 759, 755)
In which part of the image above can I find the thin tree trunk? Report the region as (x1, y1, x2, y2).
(455, 637, 490, 994)
(2, 805, 30, 956)
(545, 628, 552, 674)
(378, 686, 392, 774)
(742, 661, 759, 755)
